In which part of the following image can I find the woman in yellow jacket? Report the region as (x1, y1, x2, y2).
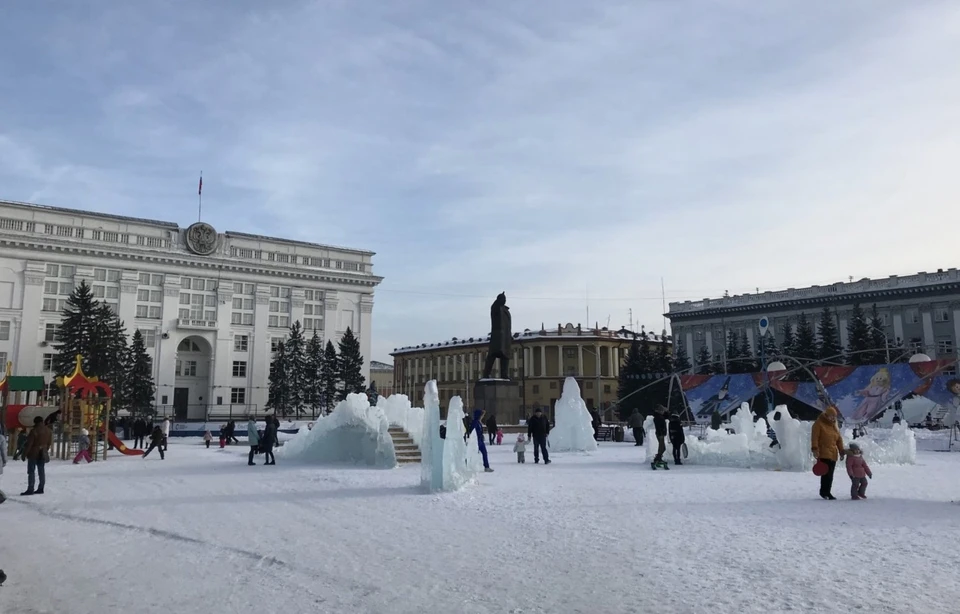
(811, 406, 846, 500)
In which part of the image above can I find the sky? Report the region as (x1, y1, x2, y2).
(2, 1, 960, 363)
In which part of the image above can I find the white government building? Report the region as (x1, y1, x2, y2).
(0, 199, 381, 420)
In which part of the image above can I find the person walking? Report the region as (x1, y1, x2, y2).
(21, 416, 52, 495)
(260, 417, 277, 466)
(628, 410, 645, 446)
(133, 418, 146, 449)
(668, 412, 685, 466)
(471, 410, 494, 473)
(203, 429, 213, 449)
(845, 441, 873, 500)
(73, 429, 92, 464)
(247, 417, 260, 466)
(142, 426, 166, 460)
(651, 405, 668, 469)
(811, 406, 845, 500)
(513, 434, 527, 463)
(485, 413, 498, 446)
(527, 407, 551, 465)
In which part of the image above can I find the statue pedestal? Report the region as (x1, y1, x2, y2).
(473, 379, 522, 425)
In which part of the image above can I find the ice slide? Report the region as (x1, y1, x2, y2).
(107, 432, 143, 455)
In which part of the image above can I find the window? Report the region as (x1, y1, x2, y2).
(61, 265, 75, 277)
(242, 314, 253, 325)
(244, 283, 254, 294)
(182, 278, 191, 290)
(46, 264, 58, 276)
(107, 270, 120, 282)
(879, 312, 890, 326)
(271, 338, 285, 352)
(94, 268, 106, 281)
(232, 361, 247, 377)
(192, 295, 203, 306)
(42, 299, 58, 312)
(278, 316, 289, 327)
(230, 388, 246, 404)
(304, 289, 314, 301)
(270, 302, 279, 313)
(695, 330, 703, 340)
(0, 320, 9, 340)
(0, 352, 6, 369)
(232, 297, 243, 309)
(205, 295, 216, 307)
(56, 282, 72, 295)
(585, 381, 593, 389)
(42, 353, 55, 372)
(935, 307, 950, 323)
(141, 329, 157, 348)
(269, 316, 278, 327)
(106, 287, 119, 299)
(93, 285, 105, 298)
(180, 293, 191, 305)
(152, 274, 163, 286)
(138, 289, 150, 301)
(44, 281, 58, 294)
(193, 279, 205, 291)
(604, 384, 611, 393)
(136, 305, 148, 318)
(270, 286, 280, 298)
(139, 273, 151, 285)
(175, 360, 198, 377)
(179, 308, 190, 320)
(532, 384, 540, 394)
(44, 323, 61, 342)
(243, 298, 253, 310)
(938, 339, 954, 355)
(549, 381, 557, 389)
(150, 290, 162, 302)
(304, 304, 313, 315)
(280, 288, 290, 298)
(231, 313, 241, 324)
(234, 335, 248, 352)
(233, 282, 243, 293)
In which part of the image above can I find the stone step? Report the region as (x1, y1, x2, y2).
(391, 437, 414, 445)
(395, 442, 418, 449)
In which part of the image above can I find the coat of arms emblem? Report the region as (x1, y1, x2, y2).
(185, 222, 219, 255)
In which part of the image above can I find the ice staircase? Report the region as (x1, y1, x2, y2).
(389, 426, 421, 464)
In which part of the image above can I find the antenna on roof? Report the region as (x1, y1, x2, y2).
(661, 277, 666, 332)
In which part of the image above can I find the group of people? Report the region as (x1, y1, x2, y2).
(246, 416, 280, 466)
(811, 406, 873, 500)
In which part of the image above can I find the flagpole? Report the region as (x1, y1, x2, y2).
(198, 172, 203, 222)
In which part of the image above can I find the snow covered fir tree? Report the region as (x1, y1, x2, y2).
(266, 323, 366, 416)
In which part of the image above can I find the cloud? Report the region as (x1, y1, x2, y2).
(2, 1, 959, 363)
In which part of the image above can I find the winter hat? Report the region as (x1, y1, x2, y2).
(81, 428, 89, 436)
(516, 433, 525, 441)
(848, 442, 861, 452)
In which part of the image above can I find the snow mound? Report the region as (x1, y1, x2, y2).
(843, 422, 916, 465)
(277, 393, 397, 468)
(380, 394, 424, 448)
(550, 377, 598, 453)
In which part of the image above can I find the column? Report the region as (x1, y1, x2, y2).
(156, 275, 182, 409)
(359, 294, 374, 384)
(893, 312, 905, 345)
(577, 345, 583, 376)
(705, 332, 714, 358)
(250, 286, 271, 410)
(921, 306, 935, 355)
(212, 283, 236, 411)
(556, 345, 562, 376)
(18, 263, 45, 374)
(323, 290, 339, 347)
(685, 331, 694, 366)
(838, 317, 849, 350)
(607, 345, 614, 376)
(745, 327, 755, 356)
(118, 270, 139, 338)
(290, 288, 305, 329)
(952, 304, 960, 354)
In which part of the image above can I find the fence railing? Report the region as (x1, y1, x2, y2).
(150, 404, 329, 421)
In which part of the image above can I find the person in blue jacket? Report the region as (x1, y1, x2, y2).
(471, 409, 495, 473)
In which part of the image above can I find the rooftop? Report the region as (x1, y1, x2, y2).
(667, 268, 960, 317)
(370, 360, 394, 371)
(392, 323, 671, 355)
(0, 198, 375, 256)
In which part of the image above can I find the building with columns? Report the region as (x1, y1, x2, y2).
(0, 199, 381, 419)
(667, 268, 960, 370)
(391, 323, 671, 417)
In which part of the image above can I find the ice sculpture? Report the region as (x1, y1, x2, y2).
(420, 381, 444, 491)
(550, 377, 598, 452)
(768, 405, 813, 471)
(440, 396, 481, 491)
(380, 393, 424, 447)
(277, 393, 397, 468)
(841, 421, 916, 465)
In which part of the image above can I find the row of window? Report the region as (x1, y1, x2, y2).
(0, 219, 169, 247)
(227, 247, 366, 273)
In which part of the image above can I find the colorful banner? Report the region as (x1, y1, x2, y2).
(682, 374, 764, 423)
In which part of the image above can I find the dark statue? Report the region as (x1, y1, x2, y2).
(482, 292, 512, 379)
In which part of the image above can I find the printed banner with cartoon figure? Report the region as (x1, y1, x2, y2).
(918, 375, 960, 426)
(765, 361, 951, 422)
(680, 374, 765, 423)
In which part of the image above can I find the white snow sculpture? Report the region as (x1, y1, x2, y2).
(420, 381, 444, 491)
(550, 377, 599, 453)
(769, 405, 813, 471)
(841, 422, 916, 465)
(277, 393, 397, 468)
(439, 396, 481, 491)
(380, 393, 424, 447)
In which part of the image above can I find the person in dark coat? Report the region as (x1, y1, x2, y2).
(668, 412, 685, 465)
(652, 405, 668, 465)
(471, 410, 494, 472)
(260, 418, 277, 465)
(142, 426, 165, 460)
(526, 408, 552, 464)
(710, 410, 722, 431)
(485, 413, 498, 446)
(627, 410, 645, 446)
(21, 417, 52, 496)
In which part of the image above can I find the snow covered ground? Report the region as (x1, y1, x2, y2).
(3, 438, 960, 614)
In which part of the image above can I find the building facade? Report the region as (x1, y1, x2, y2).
(0, 199, 381, 419)
(369, 360, 395, 397)
(667, 268, 960, 369)
(391, 323, 670, 417)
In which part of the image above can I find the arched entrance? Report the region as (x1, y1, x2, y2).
(173, 336, 212, 420)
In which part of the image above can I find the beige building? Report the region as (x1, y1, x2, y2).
(369, 360, 394, 397)
(391, 323, 671, 418)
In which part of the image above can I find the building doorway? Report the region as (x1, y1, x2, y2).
(174, 336, 212, 420)
(173, 387, 189, 420)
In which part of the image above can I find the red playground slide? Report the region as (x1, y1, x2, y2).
(107, 431, 143, 455)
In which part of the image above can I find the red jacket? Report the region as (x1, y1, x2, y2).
(846, 454, 872, 479)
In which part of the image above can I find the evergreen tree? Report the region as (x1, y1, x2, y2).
(846, 304, 872, 365)
(737, 331, 756, 373)
(868, 304, 889, 364)
(267, 341, 291, 416)
(725, 330, 741, 373)
(655, 330, 673, 375)
(781, 320, 797, 359)
(304, 330, 325, 416)
(321, 340, 339, 413)
(127, 329, 155, 417)
(617, 335, 644, 419)
(53, 281, 99, 377)
(336, 327, 366, 399)
(794, 312, 818, 362)
(756, 329, 780, 366)
(101, 309, 130, 413)
(816, 306, 842, 363)
(695, 345, 713, 375)
(672, 342, 692, 373)
(285, 321, 308, 416)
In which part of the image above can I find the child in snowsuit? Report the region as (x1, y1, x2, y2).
(513, 434, 527, 463)
(73, 429, 92, 464)
(845, 442, 873, 500)
(219, 425, 227, 448)
(496, 428, 504, 445)
(668, 412, 685, 465)
(203, 430, 213, 449)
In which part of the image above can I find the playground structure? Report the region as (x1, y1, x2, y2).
(1, 361, 52, 457)
(53, 355, 116, 461)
